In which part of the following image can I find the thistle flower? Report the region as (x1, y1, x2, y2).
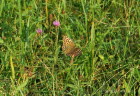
(53, 20, 60, 27)
(36, 29, 43, 34)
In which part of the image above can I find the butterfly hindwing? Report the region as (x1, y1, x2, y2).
(67, 48, 81, 57)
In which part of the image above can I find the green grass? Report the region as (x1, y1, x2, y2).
(0, 0, 140, 95)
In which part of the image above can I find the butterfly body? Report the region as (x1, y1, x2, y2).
(62, 35, 81, 57)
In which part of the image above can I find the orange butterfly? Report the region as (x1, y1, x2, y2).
(62, 35, 81, 64)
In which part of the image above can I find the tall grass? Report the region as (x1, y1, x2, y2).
(0, 0, 140, 95)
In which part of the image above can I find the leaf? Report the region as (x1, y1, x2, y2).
(10, 56, 15, 79)
(99, 54, 104, 60)
(16, 79, 28, 91)
(123, 80, 130, 93)
(0, 38, 4, 43)
(109, 55, 115, 59)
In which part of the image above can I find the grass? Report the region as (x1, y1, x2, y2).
(0, 0, 140, 95)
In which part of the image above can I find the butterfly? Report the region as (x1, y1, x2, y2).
(62, 35, 81, 58)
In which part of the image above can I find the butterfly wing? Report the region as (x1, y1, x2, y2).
(62, 35, 75, 54)
(62, 35, 81, 57)
(67, 47, 81, 57)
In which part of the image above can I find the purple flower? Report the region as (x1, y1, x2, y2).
(53, 20, 60, 26)
(36, 29, 43, 34)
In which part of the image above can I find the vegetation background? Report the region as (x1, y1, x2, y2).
(0, 0, 140, 95)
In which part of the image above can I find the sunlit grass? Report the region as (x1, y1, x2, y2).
(0, 0, 140, 95)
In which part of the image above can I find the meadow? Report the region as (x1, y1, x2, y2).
(0, 0, 140, 95)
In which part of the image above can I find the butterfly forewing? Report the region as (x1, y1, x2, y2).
(62, 36, 75, 47)
(62, 36, 75, 53)
(62, 35, 81, 57)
